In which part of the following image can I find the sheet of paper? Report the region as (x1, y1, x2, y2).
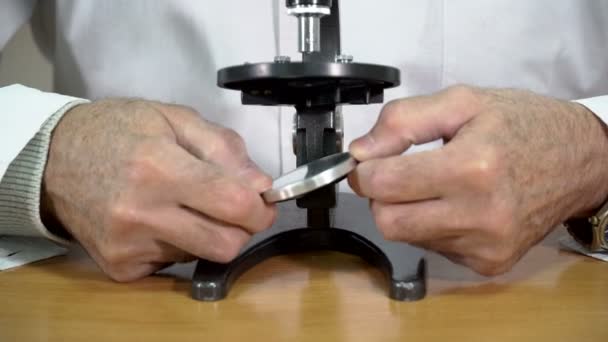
(0, 236, 67, 271)
(559, 235, 608, 262)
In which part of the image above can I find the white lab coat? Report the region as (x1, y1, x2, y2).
(2, 0, 608, 185)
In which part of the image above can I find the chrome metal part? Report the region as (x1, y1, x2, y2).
(299, 15, 321, 53)
(287, 4, 331, 53)
(262, 152, 357, 203)
(286, 6, 331, 16)
(335, 106, 344, 151)
(292, 112, 298, 155)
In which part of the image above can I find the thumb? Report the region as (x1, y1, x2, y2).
(349, 86, 481, 161)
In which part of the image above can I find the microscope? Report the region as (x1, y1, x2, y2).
(192, 0, 426, 302)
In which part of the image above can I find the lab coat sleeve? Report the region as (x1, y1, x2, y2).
(575, 96, 608, 126)
(0, 85, 89, 243)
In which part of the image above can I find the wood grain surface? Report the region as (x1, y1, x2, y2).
(1, 227, 607, 342)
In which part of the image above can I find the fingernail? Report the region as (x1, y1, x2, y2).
(349, 135, 374, 160)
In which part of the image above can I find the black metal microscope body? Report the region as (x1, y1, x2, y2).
(192, 0, 427, 301)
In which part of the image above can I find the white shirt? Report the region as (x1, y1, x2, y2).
(2, 0, 608, 241)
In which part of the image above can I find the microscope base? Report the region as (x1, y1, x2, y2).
(191, 193, 426, 301)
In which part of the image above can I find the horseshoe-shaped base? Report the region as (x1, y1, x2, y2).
(191, 193, 426, 301)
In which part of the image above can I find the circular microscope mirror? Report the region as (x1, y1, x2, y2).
(262, 152, 357, 203)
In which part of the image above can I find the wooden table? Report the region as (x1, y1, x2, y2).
(1, 227, 607, 342)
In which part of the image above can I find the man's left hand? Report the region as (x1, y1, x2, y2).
(349, 85, 608, 275)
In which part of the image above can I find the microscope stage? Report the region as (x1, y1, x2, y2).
(217, 61, 400, 107)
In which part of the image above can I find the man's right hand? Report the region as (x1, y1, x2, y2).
(41, 99, 277, 282)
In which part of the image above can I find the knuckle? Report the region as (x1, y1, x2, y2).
(490, 219, 513, 242)
(373, 206, 399, 241)
(127, 100, 170, 122)
(125, 159, 151, 185)
(379, 100, 404, 131)
(210, 230, 247, 263)
(98, 247, 129, 275)
(206, 127, 247, 162)
(472, 246, 515, 276)
(445, 84, 475, 98)
(104, 262, 148, 283)
(230, 189, 256, 218)
(381, 226, 399, 241)
(213, 250, 238, 264)
(462, 147, 502, 193)
(221, 183, 257, 222)
(380, 227, 400, 242)
(220, 128, 246, 152)
(349, 165, 370, 197)
(347, 174, 360, 194)
(108, 201, 141, 227)
(488, 248, 513, 267)
(126, 142, 168, 184)
(480, 201, 516, 240)
(106, 267, 134, 283)
(367, 167, 389, 196)
(444, 84, 482, 112)
(473, 261, 511, 277)
(175, 104, 200, 118)
(123, 99, 149, 112)
(471, 263, 501, 277)
(220, 244, 243, 263)
(260, 206, 278, 230)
